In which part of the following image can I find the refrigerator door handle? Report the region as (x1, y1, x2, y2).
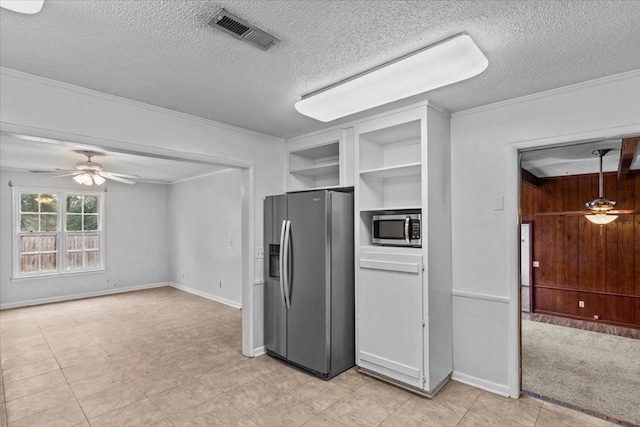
(283, 219, 292, 308)
(279, 220, 287, 308)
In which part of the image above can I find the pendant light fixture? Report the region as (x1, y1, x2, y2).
(584, 149, 618, 225)
(294, 33, 488, 122)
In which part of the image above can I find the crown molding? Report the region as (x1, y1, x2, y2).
(452, 68, 640, 119)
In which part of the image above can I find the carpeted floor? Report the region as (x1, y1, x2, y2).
(522, 319, 640, 425)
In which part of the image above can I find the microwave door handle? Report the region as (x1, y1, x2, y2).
(404, 217, 410, 243)
(279, 220, 287, 308)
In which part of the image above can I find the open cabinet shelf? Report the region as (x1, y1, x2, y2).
(290, 162, 339, 177)
(359, 162, 421, 179)
(286, 129, 353, 191)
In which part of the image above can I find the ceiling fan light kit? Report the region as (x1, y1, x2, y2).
(73, 172, 105, 186)
(585, 149, 618, 225)
(294, 33, 489, 122)
(585, 213, 618, 225)
(30, 151, 138, 185)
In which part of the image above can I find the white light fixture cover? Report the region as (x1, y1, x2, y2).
(73, 172, 107, 186)
(585, 214, 618, 225)
(73, 174, 85, 185)
(294, 33, 488, 122)
(92, 174, 106, 185)
(0, 0, 45, 14)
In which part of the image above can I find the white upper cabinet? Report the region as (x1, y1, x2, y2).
(355, 108, 424, 212)
(286, 128, 353, 192)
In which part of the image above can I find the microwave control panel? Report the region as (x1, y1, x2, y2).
(411, 220, 421, 239)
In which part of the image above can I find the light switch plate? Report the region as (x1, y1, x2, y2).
(255, 246, 264, 259)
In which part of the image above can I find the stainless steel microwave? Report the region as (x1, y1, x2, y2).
(372, 213, 421, 247)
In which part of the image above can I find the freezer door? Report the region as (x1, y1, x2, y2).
(286, 191, 330, 374)
(264, 195, 287, 357)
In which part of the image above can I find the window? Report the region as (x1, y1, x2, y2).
(14, 188, 104, 278)
(66, 195, 100, 270)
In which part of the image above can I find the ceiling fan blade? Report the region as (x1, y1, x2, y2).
(49, 172, 81, 178)
(536, 209, 637, 216)
(29, 169, 77, 174)
(608, 210, 637, 215)
(99, 173, 136, 185)
(103, 171, 140, 179)
(535, 211, 588, 216)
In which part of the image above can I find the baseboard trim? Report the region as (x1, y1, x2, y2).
(451, 371, 512, 397)
(169, 282, 242, 309)
(0, 282, 170, 310)
(253, 346, 266, 357)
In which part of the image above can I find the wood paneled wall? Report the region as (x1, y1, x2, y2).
(521, 171, 639, 328)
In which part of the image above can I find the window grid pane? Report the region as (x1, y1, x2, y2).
(19, 233, 58, 274)
(21, 254, 39, 272)
(20, 193, 60, 233)
(66, 232, 100, 271)
(20, 214, 40, 232)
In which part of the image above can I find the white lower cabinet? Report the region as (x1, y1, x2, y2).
(358, 251, 425, 389)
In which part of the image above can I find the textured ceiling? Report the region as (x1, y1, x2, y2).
(1, 0, 640, 140)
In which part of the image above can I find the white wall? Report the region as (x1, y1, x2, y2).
(449, 69, 640, 396)
(0, 169, 170, 307)
(168, 169, 243, 307)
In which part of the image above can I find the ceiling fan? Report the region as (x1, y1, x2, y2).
(29, 151, 139, 185)
(535, 148, 636, 224)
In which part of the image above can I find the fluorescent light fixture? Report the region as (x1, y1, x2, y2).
(0, 0, 45, 14)
(294, 33, 488, 122)
(585, 214, 618, 225)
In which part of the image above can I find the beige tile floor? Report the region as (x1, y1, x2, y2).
(0, 287, 616, 427)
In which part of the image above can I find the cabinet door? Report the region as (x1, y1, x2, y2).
(358, 253, 424, 388)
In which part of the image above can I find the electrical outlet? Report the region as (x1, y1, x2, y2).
(579, 300, 584, 308)
(532, 261, 540, 268)
(255, 246, 264, 259)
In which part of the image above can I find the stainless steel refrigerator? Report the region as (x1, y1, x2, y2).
(264, 190, 354, 379)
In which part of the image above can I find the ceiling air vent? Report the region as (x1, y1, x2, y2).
(208, 8, 280, 51)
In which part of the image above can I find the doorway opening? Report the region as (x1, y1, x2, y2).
(0, 129, 257, 357)
(514, 136, 640, 424)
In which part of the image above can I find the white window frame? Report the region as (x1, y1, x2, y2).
(12, 187, 106, 280)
